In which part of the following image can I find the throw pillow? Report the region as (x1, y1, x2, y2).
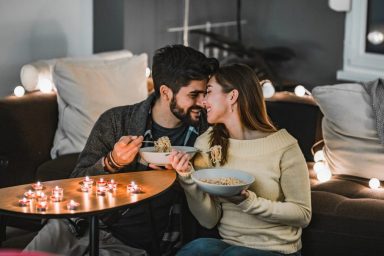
(50, 54, 148, 158)
(312, 83, 384, 180)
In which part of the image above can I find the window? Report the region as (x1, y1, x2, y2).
(337, 0, 384, 82)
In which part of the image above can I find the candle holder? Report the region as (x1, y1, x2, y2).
(96, 186, 106, 196)
(32, 181, 44, 191)
(81, 184, 91, 192)
(24, 190, 35, 199)
(96, 178, 107, 187)
(66, 200, 80, 210)
(36, 201, 48, 212)
(51, 186, 64, 202)
(107, 179, 117, 191)
(18, 197, 31, 207)
(36, 192, 48, 202)
(83, 176, 94, 188)
(127, 182, 143, 194)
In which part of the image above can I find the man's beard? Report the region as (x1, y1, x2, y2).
(170, 97, 204, 126)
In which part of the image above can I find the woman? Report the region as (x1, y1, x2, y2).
(168, 64, 311, 256)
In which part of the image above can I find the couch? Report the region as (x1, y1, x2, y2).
(1, 89, 384, 256)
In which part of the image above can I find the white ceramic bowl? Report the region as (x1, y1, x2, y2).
(139, 146, 198, 166)
(191, 168, 255, 197)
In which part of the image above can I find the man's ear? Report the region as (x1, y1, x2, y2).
(159, 85, 173, 101)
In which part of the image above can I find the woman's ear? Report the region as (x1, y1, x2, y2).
(228, 89, 239, 104)
(159, 85, 173, 101)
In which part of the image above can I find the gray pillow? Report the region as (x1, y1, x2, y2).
(312, 83, 384, 180)
(51, 54, 148, 158)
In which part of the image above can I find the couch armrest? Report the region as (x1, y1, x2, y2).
(0, 92, 58, 187)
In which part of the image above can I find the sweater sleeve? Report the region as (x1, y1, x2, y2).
(177, 132, 222, 229)
(237, 143, 312, 228)
(70, 109, 119, 177)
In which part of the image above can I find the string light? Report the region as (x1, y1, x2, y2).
(261, 79, 275, 98)
(38, 78, 53, 93)
(294, 85, 312, 97)
(369, 178, 381, 189)
(312, 142, 332, 183)
(145, 67, 151, 78)
(14, 86, 25, 97)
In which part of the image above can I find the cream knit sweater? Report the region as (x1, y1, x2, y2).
(178, 128, 311, 254)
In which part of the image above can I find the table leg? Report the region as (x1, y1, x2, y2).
(89, 215, 99, 256)
(0, 215, 6, 247)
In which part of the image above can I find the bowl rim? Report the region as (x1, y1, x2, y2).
(191, 168, 255, 187)
(139, 145, 197, 153)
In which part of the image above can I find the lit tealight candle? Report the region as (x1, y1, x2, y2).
(32, 181, 43, 191)
(36, 192, 48, 202)
(24, 190, 35, 199)
(67, 200, 79, 210)
(127, 181, 142, 194)
(51, 186, 64, 202)
(19, 197, 31, 207)
(107, 179, 117, 191)
(83, 176, 94, 188)
(81, 184, 90, 192)
(97, 178, 106, 187)
(96, 186, 106, 196)
(36, 201, 48, 212)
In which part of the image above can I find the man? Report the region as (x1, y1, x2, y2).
(24, 45, 218, 256)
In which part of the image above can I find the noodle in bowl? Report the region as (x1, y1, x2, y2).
(191, 168, 255, 197)
(139, 146, 198, 166)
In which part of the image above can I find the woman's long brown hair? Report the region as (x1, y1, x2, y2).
(209, 63, 277, 165)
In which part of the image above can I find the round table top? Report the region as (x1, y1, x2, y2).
(0, 170, 176, 218)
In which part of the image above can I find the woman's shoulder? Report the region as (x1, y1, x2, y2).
(264, 129, 298, 149)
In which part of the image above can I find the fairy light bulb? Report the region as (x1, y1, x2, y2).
(294, 85, 306, 97)
(14, 86, 25, 97)
(367, 31, 384, 45)
(313, 161, 327, 174)
(369, 178, 380, 189)
(38, 78, 53, 93)
(314, 150, 325, 162)
(316, 168, 332, 182)
(261, 80, 275, 98)
(145, 67, 151, 78)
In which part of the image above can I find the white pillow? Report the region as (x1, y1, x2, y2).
(20, 50, 133, 91)
(312, 83, 384, 180)
(50, 54, 148, 158)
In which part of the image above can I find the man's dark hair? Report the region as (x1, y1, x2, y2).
(151, 44, 219, 98)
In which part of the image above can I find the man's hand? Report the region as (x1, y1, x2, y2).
(221, 190, 249, 205)
(111, 135, 143, 166)
(167, 151, 191, 173)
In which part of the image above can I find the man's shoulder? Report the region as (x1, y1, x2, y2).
(102, 94, 155, 119)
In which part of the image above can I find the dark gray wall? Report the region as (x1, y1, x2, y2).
(242, 0, 345, 88)
(94, 0, 346, 88)
(0, 0, 93, 98)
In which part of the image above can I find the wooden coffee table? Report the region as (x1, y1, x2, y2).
(0, 170, 176, 256)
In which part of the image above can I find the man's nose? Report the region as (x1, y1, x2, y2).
(196, 94, 205, 107)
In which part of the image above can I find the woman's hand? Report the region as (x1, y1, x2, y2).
(167, 151, 192, 173)
(222, 190, 249, 204)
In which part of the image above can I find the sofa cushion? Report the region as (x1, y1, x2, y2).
(51, 54, 148, 158)
(312, 83, 384, 180)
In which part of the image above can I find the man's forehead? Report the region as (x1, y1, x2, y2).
(179, 80, 207, 93)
